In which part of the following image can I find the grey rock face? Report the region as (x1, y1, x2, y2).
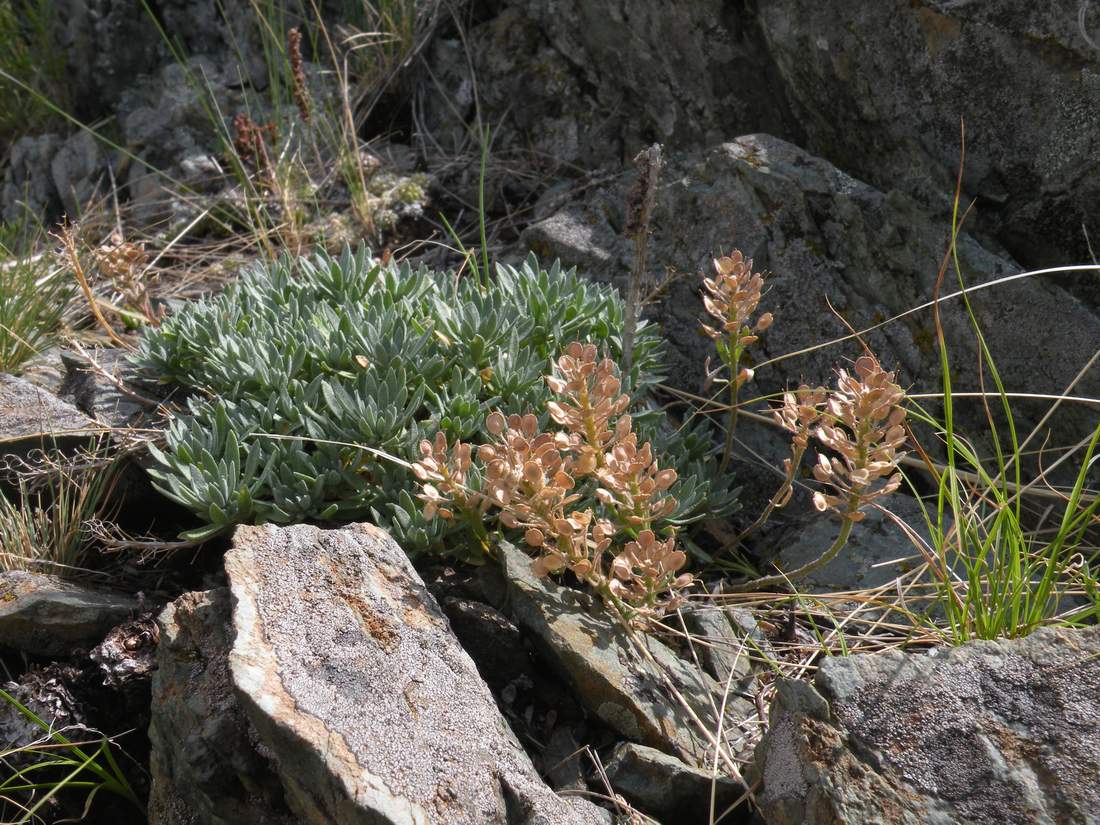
(498, 542, 755, 766)
(0, 373, 103, 471)
(423, 1, 798, 171)
(149, 589, 295, 825)
(755, 625, 1100, 825)
(50, 131, 105, 217)
(681, 606, 755, 688)
(756, 1, 1100, 273)
(53, 0, 270, 118)
(225, 522, 607, 825)
(0, 373, 98, 437)
(604, 742, 746, 825)
(1, 134, 62, 223)
(0, 571, 139, 657)
(56, 347, 156, 428)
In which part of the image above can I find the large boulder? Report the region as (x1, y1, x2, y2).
(423, 1, 798, 172)
(754, 625, 1100, 824)
(756, 1, 1100, 275)
(224, 522, 608, 825)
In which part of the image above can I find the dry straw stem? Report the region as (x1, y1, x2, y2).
(622, 143, 663, 378)
(53, 223, 129, 348)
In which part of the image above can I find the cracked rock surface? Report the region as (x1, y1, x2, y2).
(755, 624, 1100, 825)
(224, 522, 607, 825)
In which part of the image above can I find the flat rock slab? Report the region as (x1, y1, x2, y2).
(756, 625, 1100, 825)
(225, 523, 607, 825)
(0, 571, 139, 657)
(499, 542, 754, 766)
(0, 374, 101, 455)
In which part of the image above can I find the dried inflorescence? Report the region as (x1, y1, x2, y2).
(769, 384, 828, 508)
(811, 354, 907, 520)
(93, 230, 161, 325)
(595, 434, 678, 526)
(287, 27, 311, 123)
(730, 356, 908, 591)
(232, 113, 277, 172)
(412, 431, 483, 521)
(546, 342, 631, 472)
(609, 530, 691, 613)
(412, 342, 690, 625)
(775, 384, 828, 454)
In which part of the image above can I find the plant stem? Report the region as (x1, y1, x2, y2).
(726, 492, 861, 592)
(718, 374, 740, 475)
(731, 445, 805, 547)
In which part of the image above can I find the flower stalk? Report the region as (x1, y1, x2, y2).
(701, 251, 772, 474)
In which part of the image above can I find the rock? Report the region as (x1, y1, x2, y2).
(149, 588, 295, 825)
(57, 347, 158, 428)
(519, 136, 1100, 484)
(542, 726, 588, 793)
(682, 606, 755, 688)
(0, 571, 139, 657)
(1, 134, 62, 223)
(423, 1, 798, 172)
(0, 663, 84, 751)
(0, 374, 101, 467)
(50, 130, 105, 217)
(226, 522, 608, 825)
(1, 130, 106, 226)
(54, 0, 270, 118)
(498, 542, 755, 765)
(440, 596, 534, 693)
(756, 1, 1100, 274)
(604, 742, 748, 825)
(755, 625, 1100, 825)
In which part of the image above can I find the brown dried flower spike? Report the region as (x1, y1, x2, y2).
(287, 27, 311, 123)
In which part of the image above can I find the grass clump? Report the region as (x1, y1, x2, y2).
(0, 0, 67, 152)
(134, 246, 739, 550)
(906, 201, 1100, 643)
(0, 689, 141, 823)
(0, 460, 117, 574)
(0, 219, 74, 373)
